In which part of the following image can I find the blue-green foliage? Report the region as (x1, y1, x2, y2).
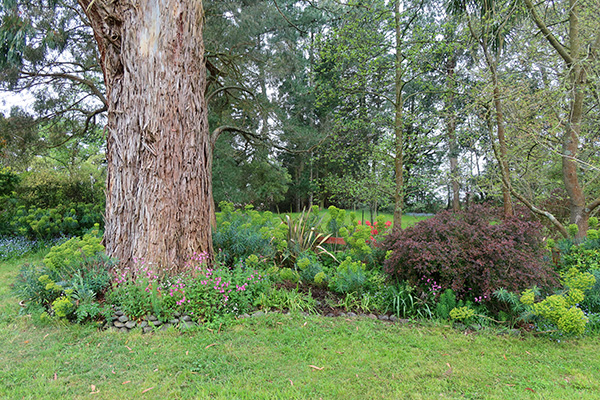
(212, 202, 276, 267)
(326, 206, 347, 238)
(331, 257, 367, 294)
(296, 254, 324, 283)
(582, 269, 600, 314)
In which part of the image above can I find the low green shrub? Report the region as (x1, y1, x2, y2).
(331, 257, 367, 294)
(212, 202, 276, 267)
(436, 289, 459, 319)
(109, 254, 271, 323)
(296, 254, 324, 283)
(493, 267, 596, 335)
(43, 227, 104, 271)
(13, 252, 114, 322)
(9, 203, 103, 239)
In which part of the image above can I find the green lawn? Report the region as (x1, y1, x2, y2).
(1, 255, 599, 399)
(283, 208, 430, 231)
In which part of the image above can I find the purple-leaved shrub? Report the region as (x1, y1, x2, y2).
(383, 205, 558, 301)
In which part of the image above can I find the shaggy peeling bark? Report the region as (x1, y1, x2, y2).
(79, 0, 213, 271)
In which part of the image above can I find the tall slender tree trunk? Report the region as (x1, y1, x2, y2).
(481, 42, 513, 217)
(562, 0, 588, 235)
(522, 0, 600, 237)
(392, 0, 404, 231)
(79, 0, 214, 272)
(445, 55, 460, 212)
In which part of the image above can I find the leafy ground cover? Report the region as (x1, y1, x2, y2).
(1, 254, 600, 400)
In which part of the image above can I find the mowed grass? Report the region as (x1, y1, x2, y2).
(284, 208, 429, 231)
(2, 256, 600, 399)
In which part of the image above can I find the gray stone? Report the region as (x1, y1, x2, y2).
(174, 312, 181, 317)
(251, 311, 265, 317)
(378, 315, 390, 321)
(181, 315, 192, 322)
(151, 320, 163, 327)
(325, 313, 335, 317)
(147, 314, 157, 321)
(339, 313, 347, 317)
(113, 321, 125, 328)
(119, 327, 129, 333)
(140, 321, 149, 328)
(125, 321, 137, 329)
(389, 315, 398, 322)
(109, 326, 119, 332)
(238, 313, 250, 319)
(359, 313, 368, 318)
(180, 320, 196, 330)
(347, 312, 357, 318)
(368, 314, 377, 320)
(118, 315, 129, 323)
(142, 327, 154, 334)
(159, 323, 172, 331)
(398, 319, 410, 324)
(169, 319, 180, 325)
(115, 310, 124, 317)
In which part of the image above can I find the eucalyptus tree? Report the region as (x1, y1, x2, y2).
(68, 0, 218, 271)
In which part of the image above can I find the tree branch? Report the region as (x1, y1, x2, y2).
(273, 0, 307, 34)
(522, 0, 573, 66)
(489, 121, 569, 237)
(22, 71, 107, 107)
(206, 86, 255, 104)
(211, 125, 330, 155)
(586, 196, 600, 215)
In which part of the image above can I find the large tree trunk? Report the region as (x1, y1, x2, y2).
(79, 0, 214, 272)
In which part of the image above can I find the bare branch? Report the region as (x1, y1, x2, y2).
(22, 71, 107, 106)
(273, 0, 307, 34)
(206, 86, 255, 104)
(211, 125, 330, 155)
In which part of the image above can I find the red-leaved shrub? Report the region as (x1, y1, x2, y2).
(383, 205, 558, 300)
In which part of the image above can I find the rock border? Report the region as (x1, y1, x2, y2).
(105, 309, 410, 333)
